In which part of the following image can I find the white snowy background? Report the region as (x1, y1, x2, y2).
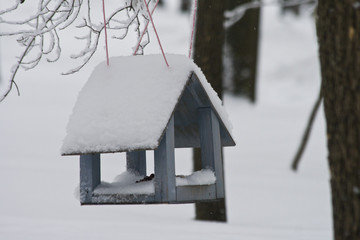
(0, 1, 331, 239)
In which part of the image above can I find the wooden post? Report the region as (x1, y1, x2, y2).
(80, 154, 101, 204)
(198, 107, 224, 198)
(154, 116, 176, 202)
(126, 151, 146, 176)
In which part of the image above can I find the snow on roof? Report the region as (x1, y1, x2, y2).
(61, 54, 232, 155)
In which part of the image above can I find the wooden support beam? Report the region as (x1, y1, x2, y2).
(126, 151, 146, 176)
(198, 107, 224, 198)
(154, 116, 176, 202)
(80, 154, 101, 204)
(176, 184, 216, 202)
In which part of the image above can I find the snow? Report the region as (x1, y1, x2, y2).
(61, 54, 232, 155)
(0, 1, 332, 240)
(92, 169, 216, 196)
(176, 169, 216, 186)
(94, 171, 155, 195)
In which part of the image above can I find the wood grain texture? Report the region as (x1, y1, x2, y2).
(199, 107, 224, 198)
(154, 116, 176, 202)
(80, 154, 101, 204)
(317, 1, 360, 239)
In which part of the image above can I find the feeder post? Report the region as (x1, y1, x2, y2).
(126, 151, 147, 176)
(80, 154, 101, 204)
(154, 115, 176, 202)
(198, 107, 224, 198)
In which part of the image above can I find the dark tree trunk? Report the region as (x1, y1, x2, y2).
(225, 0, 260, 103)
(180, 0, 191, 12)
(193, 0, 225, 98)
(281, 0, 316, 16)
(193, 0, 227, 222)
(281, 0, 300, 16)
(317, 1, 360, 239)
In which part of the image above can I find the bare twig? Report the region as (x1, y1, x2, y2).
(291, 88, 323, 171)
(0, 37, 35, 101)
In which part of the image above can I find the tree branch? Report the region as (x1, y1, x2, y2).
(291, 88, 323, 171)
(0, 0, 156, 102)
(224, 0, 316, 28)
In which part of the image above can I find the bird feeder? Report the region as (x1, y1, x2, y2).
(61, 54, 235, 205)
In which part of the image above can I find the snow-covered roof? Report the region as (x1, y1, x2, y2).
(61, 54, 234, 155)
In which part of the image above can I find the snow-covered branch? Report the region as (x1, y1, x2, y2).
(0, 0, 157, 102)
(225, 0, 316, 28)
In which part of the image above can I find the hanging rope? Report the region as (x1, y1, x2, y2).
(102, 0, 110, 66)
(188, 0, 197, 59)
(143, 0, 169, 67)
(133, 0, 160, 56)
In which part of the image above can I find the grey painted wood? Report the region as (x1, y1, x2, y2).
(91, 193, 156, 205)
(126, 151, 146, 176)
(176, 184, 217, 202)
(174, 85, 201, 148)
(172, 73, 235, 149)
(189, 73, 236, 147)
(154, 115, 176, 202)
(198, 108, 225, 198)
(80, 154, 101, 204)
(89, 185, 217, 205)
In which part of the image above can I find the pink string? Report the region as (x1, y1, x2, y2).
(102, 0, 109, 66)
(188, 0, 197, 59)
(133, 0, 160, 56)
(143, 0, 169, 67)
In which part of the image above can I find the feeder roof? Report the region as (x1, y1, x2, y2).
(61, 54, 234, 156)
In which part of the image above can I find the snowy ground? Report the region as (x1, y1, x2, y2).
(0, 1, 332, 239)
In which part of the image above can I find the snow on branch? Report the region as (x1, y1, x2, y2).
(0, 0, 157, 102)
(224, 0, 316, 28)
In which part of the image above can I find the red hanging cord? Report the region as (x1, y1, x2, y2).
(102, 0, 110, 66)
(143, 0, 169, 67)
(133, 0, 160, 56)
(188, 0, 197, 59)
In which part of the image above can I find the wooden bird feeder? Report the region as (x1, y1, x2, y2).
(61, 54, 235, 205)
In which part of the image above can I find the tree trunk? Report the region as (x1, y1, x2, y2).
(317, 1, 360, 239)
(281, 0, 300, 16)
(180, 0, 191, 12)
(194, 0, 225, 98)
(225, 0, 260, 103)
(193, 0, 227, 222)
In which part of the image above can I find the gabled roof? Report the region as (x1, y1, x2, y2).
(61, 54, 234, 156)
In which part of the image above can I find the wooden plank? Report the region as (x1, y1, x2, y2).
(173, 74, 235, 148)
(91, 193, 156, 205)
(174, 84, 200, 148)
(176, 184, 217, 202)
(89, 185, 218, 204)
(80, 154, 101, 204)
(181, 73, 236, 147)
(154, 115, 176, 202)
(126, 151, 146, 176)
(198, 108, 225, 198)
(174, 73, 235, 148)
